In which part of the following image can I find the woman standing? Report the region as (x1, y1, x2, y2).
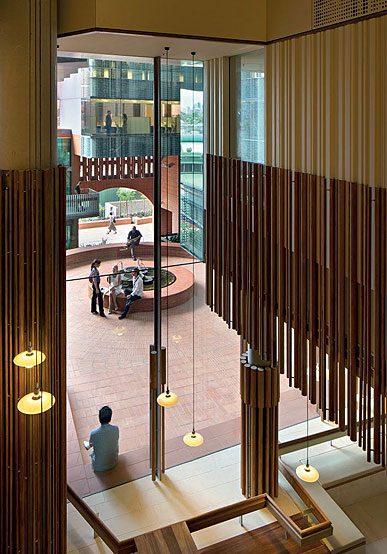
(90, 259, 106, 317)
(105, 264, 122, 314)
(107, 210, 117, 234)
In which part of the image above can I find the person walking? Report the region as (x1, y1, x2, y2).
(105, 264, 122, 314)
(90, 259, 106, 317)
(107, 210, 117, 234)
(118, 268, 143, 319)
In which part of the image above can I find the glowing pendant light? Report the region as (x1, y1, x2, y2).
(13, 343, 46, 368)
(157, 46, 178, 409)
(17, 385, 55, 415)
(296, 463, 319, 482)
(184, 430, 203, 447)
(183, 52, 203, 448)
(157, 388, 178, 407)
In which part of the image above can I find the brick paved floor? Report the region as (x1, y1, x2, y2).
(67, 253, 316, 496)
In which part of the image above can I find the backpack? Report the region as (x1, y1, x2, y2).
(89, 268, 94, 283)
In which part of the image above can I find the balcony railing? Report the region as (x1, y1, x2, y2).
(66, 191, 99, 219)
(79, 155, 154, 182)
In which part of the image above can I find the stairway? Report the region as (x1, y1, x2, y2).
(199, 519, 329, 554)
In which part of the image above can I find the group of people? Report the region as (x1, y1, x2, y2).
(105, 110, 128, 134)
(90, 257, 144, 319)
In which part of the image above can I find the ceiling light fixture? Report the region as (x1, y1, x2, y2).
(296, 370, 319, 482)
(183, 52, 203, 448)
(17, 384, 55, 415)
(157, 46, 178, 409)
(13, 343, 46, 368)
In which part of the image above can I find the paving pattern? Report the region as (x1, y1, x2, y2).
(67, 254, 315, 495)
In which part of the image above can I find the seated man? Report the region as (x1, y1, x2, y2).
(126, 225, 142, 260)
(118, 268, 143, 319)
(85, 406, 119, 472)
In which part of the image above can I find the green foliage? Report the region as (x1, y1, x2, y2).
(117, 189, 136, 202)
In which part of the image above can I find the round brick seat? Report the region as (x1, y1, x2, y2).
(88, 263, 193, 313)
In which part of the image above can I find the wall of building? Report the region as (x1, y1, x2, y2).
(265, 14, 387, 188)
(58, 71, 82, 135)
(58, 0, 267, 42)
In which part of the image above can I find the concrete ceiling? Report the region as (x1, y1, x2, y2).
(57, 31, 263, 62)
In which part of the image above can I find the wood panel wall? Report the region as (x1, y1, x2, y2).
(206, 154, 387, 467)
(265, 14, 387, 189)
(240, 354, 279, 497)
(0, 168, 67, 553)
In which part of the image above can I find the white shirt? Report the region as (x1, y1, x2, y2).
(109, 274, 121, 293)
(131, 275, 143, 297)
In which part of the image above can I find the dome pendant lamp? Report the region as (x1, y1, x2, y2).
(17, 383, 55, 415)
(13, 342, 46, 368)
(183, 52, 203, 448)
(157, 46, 178, 409)
(296, 370, 319, 483)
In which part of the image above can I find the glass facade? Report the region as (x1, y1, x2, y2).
(230, 49, 265, 164)
(179, 70, 204, 259)
(57, 136, 72, 195)
(79, 59, 203, 159)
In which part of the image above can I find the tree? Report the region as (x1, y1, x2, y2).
(117, 189, 136, 202)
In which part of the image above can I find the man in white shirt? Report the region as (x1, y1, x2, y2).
(118, 268, 143, 319)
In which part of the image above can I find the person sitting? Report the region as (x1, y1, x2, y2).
(84, 406, 119, 472)
(118, 268, 143, 319)
(105, 264, 122, 314)
(126, 225, 142, 260)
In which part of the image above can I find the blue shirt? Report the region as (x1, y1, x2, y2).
(89, 423, 119, 472)
(91, 267, 100, 286)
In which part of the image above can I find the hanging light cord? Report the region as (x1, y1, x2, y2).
(191, 52, 196, 434)
(164, 46, 170, 393)
(306, 384, 309, 467)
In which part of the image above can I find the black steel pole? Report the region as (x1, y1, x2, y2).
(153, 55, 162, 479)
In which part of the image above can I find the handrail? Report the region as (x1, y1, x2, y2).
(67, 480, 332, 551)
(67, 451, 333, 552)
(67, 485, 136, 554)
(186, 495, 267, 533)
(279, 459, 330, 524)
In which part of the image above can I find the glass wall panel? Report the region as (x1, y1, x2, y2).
(60, 54, 155, 493)
(179, 64, 204, 259)
(230, 48, 265, 163)
(57, 136, 72, 194)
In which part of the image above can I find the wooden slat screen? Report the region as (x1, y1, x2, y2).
(79, 155, 154, 182)
(0, 168, 67, 552)
(205, 154, 387, 467)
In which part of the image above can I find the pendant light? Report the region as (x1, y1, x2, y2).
(183, 52, 203, 447)
(296, 370, 319, 482)
(17, 383, 55, 415)
(157, 46, 178, 409)
(13, 342, 46, 368)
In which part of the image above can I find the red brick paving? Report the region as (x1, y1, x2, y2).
(67, 253, 315, 496)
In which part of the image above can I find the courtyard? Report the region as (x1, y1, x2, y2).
(66, 243, 317, 497)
